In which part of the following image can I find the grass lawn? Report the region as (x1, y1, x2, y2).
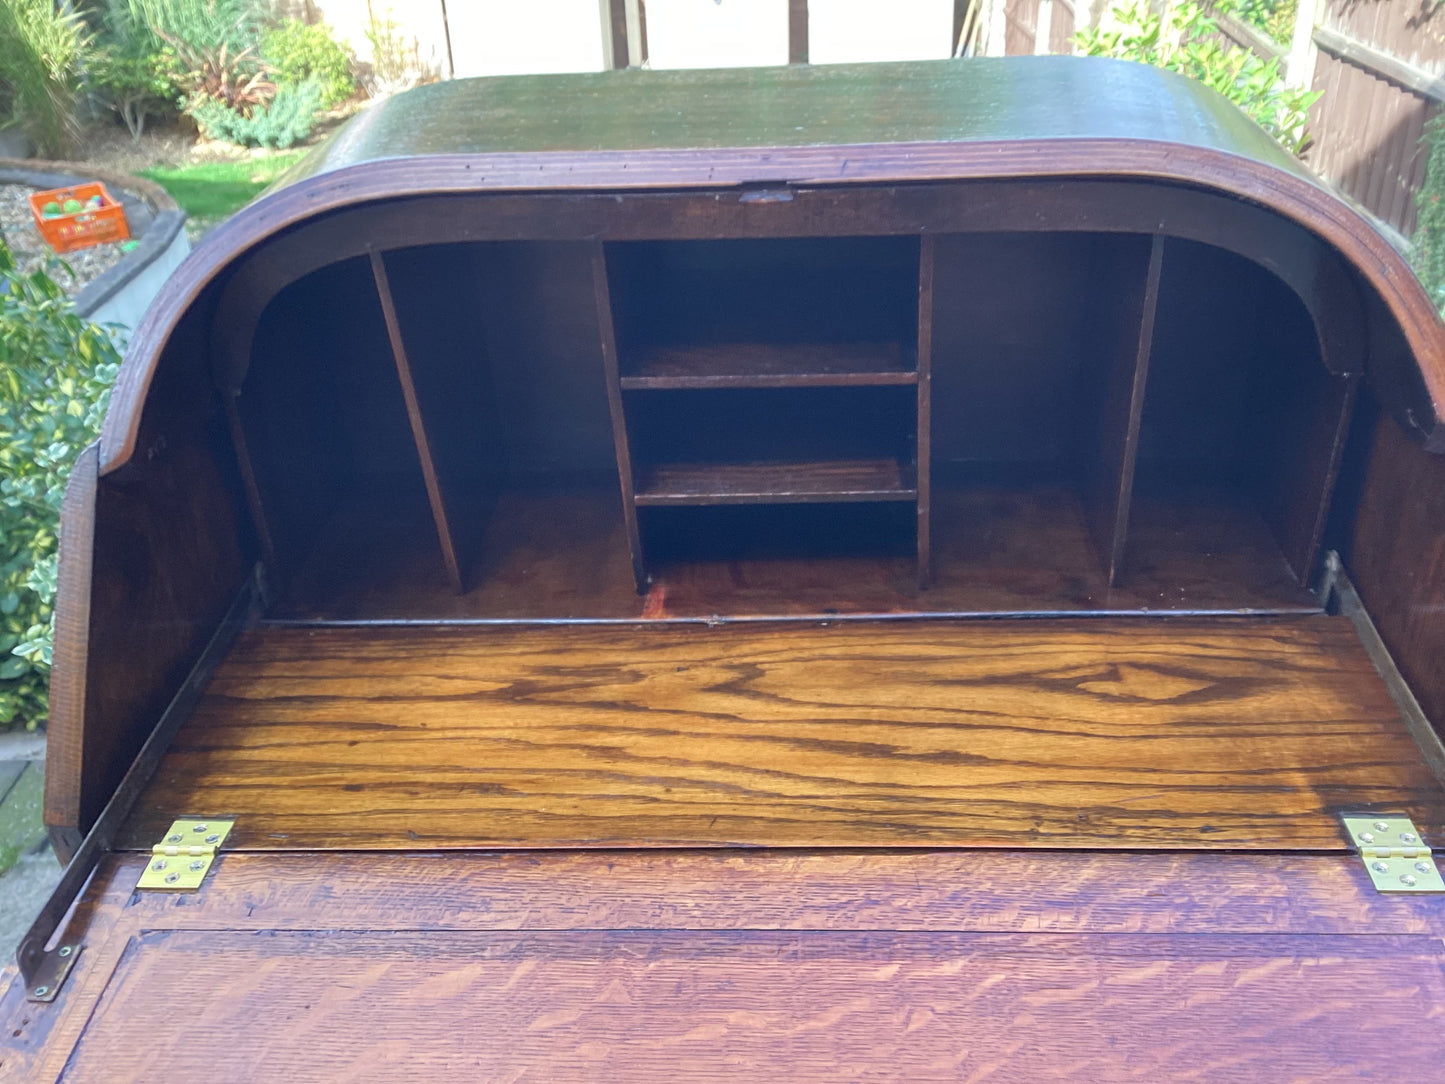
(138, 150, 309, 229)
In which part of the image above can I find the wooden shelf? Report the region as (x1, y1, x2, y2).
(634, 458, 918, 506)
(618, 341, 916, 389)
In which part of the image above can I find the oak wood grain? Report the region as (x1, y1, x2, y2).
(51, 927, 1445, 1084)
(68, 850, 1445, 937)
(118, 617, 1445, 851)
(10, 849, 1445, 1084)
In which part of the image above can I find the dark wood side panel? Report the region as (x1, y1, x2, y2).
(45, 301, 252, 840)
(71, 452, 247, 834)
(1343, 400, 1445, 738)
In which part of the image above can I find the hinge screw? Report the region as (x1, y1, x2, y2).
(1416, 861, 1433, 874)
(205, 834, 220, 844)
(189, 860, 206, 871)
(1372, 861, 1391, 873)
(1374, 821, 1391, 831)
(192, 824, 208, 833)
(164, 872, 180, 884)
(57, 946, 73, 958)
(32, 986, 48, 997)
(1401, 832, 1419, 844)
(1401, 874, 1419, 887)
(167, 834, 183, 843)
(1358, 832, 1376, 843)
(151, 860, 167, 871)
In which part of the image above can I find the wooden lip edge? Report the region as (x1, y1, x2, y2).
(42, 444, 99, 841)
(97, 138, 1445, 475)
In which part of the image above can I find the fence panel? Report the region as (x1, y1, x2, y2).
(1048, 0, 1076, 54)
(1305, 0, 1444, 237)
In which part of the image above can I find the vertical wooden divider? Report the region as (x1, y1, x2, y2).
(916, 234, 935, 588)
(1085, 234, 1166, 587)
(1263, 373, 1359, 585)
(592, 242, 648, 592)
(369, 249, 465, 593)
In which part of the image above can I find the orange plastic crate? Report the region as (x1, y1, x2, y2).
(28, 182, 131, 254)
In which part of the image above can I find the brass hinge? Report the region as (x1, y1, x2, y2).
(1341, 815, 1445, 893)
(136, 818, 236, 890)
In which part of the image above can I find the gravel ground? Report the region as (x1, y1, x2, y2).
(0, 184, 131, 293)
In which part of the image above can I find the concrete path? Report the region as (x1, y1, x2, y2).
(0, 731, 61, 953)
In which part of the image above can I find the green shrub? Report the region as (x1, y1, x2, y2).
(262, 19, 355, 108)
(1412, 116, 1445, 317)
(0, 243, 121, 731)
(1076, 1, 1318, 155)
(1233, 0, 1296, 45)
(123, 0, 271, 109)
(188, 77, 322, 148)
(87, 0, 183, 139)
(0, 0, 89, 156)
(88, 43, 182, 139)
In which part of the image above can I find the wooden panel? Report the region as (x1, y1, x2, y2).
(1083, 234, 1164, 585)
(1343, 402, 1445, 739)
(196, 181, 1379, 444)
(10, 850, 1445, 1084)
(53, 928, 1445, 1083)
(119, 617, 1444, 851)
(594, 242, 646, 590)
(916, 233, 934, 586)
(42, 445, 97, 848)
(268, 482, 1321, 621)
(369, 250, 464, 592)
(377, 243, 508, 586)
(62, 425, 248, 836)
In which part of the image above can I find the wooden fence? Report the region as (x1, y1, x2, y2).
(1305, 1, 1445, 238)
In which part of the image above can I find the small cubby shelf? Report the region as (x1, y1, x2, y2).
(598, 236, 932, 589)
(633, 458, 919, 506)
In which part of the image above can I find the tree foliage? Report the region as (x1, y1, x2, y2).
(262, 19, 355, 108)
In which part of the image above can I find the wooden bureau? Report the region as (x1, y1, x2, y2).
(7, 57, 1445, 1082)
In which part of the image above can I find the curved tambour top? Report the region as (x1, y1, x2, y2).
(101, 55, 1445, 464)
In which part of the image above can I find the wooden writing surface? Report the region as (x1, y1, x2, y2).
(119, 617, 1445, 852)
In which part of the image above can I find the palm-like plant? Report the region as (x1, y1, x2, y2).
(0, 0, 89, 156)
(121, 0, 273, 109)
